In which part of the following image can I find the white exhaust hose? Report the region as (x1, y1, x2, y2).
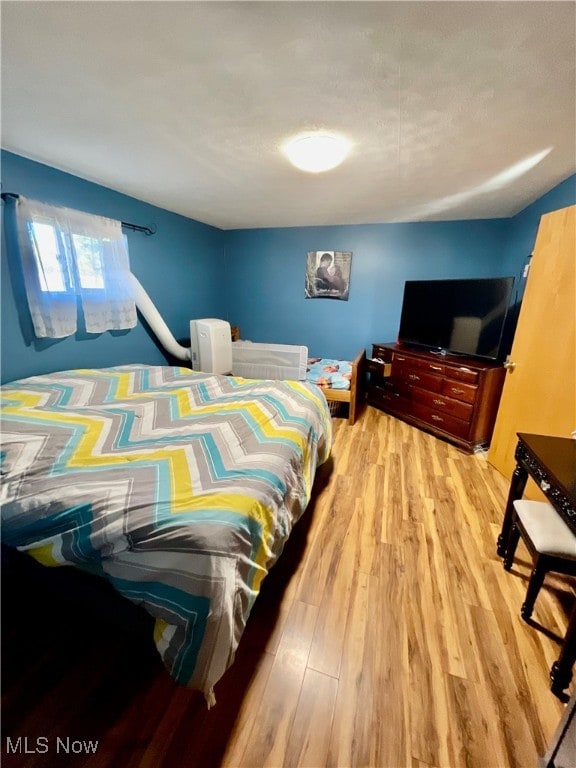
(129, 272, 191, 362)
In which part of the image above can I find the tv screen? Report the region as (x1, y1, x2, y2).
(398, 277, 515, 361)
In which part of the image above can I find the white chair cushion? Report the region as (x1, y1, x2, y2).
(513, 500, 576, 560)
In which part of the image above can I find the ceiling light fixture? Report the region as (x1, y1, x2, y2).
(283, 132, 350, 173)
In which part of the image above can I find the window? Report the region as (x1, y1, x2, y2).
(29, 220, 69, 293)
(72, 235, 105, 290)
(9, 197, 136, 338)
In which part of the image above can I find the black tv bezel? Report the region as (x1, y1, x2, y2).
(397, 276, 515, 363)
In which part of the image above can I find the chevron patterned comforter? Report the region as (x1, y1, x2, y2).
(0, 365, 332, 703)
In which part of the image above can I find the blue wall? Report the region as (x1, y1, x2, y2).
(224, 219, 512, 360)
(1, 151, 226, 383)
(2, 149, 574, 382)
(224, 174, 575, 360)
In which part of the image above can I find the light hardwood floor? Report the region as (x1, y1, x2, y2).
(2, 406, 574, 768)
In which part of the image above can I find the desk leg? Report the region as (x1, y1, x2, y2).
(551, 601, 576, 700)
(497, 462, 528, 558)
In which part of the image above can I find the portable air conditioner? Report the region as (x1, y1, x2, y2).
(189, 319, 232, 374)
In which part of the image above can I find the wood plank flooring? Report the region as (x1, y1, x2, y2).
(2, 406, 574, 768)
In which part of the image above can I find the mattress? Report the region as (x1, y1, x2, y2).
(306, 357, 353, 390)
(0, 365, 332, 704)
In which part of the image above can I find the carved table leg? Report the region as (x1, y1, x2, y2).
(497, 461, 528, 559)
(550, 601, 576, 700)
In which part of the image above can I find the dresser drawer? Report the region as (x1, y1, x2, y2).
(372, 345, 394, 363)
(368, 387, 410, 415)
(397, 367, 443, 392)
(411, 402, 471, 440)
(445, 365, 479, 384)
(441, 379, 478, 404)
(368, 343, 504, 452)
(367, 359, 392, 378)
(411, 387, 474, 421)
(391, 352, 431, 370)
(385, 377, 412, 397)
(422, 360, 446, 375)
(395, 355, 446, 375)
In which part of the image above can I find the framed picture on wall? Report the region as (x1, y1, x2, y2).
(305, 251, 352, 300)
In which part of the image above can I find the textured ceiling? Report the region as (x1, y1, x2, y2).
(2, 1, 575, 229)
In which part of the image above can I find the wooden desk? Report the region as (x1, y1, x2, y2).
(498, 433, 576, 698)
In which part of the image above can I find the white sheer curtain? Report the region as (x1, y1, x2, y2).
(14, 196, 137, 338)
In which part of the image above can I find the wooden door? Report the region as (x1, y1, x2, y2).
(488, 205, 575, 495)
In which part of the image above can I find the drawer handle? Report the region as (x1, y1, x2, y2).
(430, 365, 442, 371)
(540, 480, 551, 492)
(433, 399, 446, 406)
(450, 387, 465, 394)
(396, 356, 406, 361)
(408, 374, 420, 381)
(431, 414, 444, 422)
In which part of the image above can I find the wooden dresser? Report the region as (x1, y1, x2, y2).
(367, 343, 506, 452)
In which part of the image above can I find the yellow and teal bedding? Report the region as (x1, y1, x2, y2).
(0, 365, 332, 703)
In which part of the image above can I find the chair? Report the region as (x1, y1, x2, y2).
(504, 499, 576, 621)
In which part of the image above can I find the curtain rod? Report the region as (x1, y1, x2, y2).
(0, 192, 157, 236)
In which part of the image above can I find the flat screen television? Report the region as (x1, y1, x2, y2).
(397, 277, 515, 362)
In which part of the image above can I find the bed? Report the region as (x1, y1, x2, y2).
(231, 342, 366, 426)
(306, 349, 366, 425)
(0, 364, 332, 705)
